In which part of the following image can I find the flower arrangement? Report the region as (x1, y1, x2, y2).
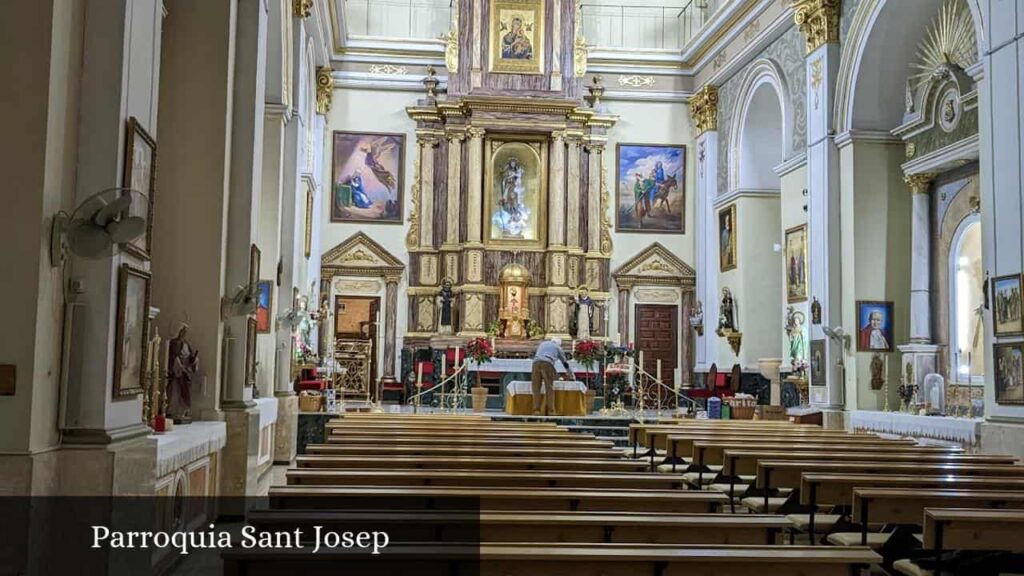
(526, 319, 545, 339)
(485, 319, 502, 338)
(573, 340, 605, 370)
(466, 337, 494, 365)
(792, 358, 809, 376)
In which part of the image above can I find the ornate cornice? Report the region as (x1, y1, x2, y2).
(293, 0, 312, 18)
(904, 172, 935, 194)
(791, 0, 841, 54)
(689, 85, 719, 135)
(315, 66, 333, 115)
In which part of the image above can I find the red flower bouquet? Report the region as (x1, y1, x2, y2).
(573, 340, 604, 371)
(466, 337, 494, 365)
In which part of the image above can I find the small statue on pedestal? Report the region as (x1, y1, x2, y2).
(437, 277, 454, 335)
(570, 285, 594, 340)
(870, 353, 886, 391)
(717, 288, 736, 332)
(785, 307, 807, 370)
(167, 323, 199, 424)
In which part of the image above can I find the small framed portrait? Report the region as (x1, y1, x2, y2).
(114, 264, 151, 399)
(994, 342, 1024, 404)
(856, 300, 895, 352)
(249, 244, 261, 289)
(718, 204, 737, 272)
(992, 274, 1023, 336)
(122, 117, 156, 260)
(489, 0, 545, 75)
(784, 224, 808, 303)
(331, 131, 404, 224)
(256, 280, 273, 333)
(245, 317, 258, 388)
(809, 339, 826, 385)
(615, 143, 686, 234)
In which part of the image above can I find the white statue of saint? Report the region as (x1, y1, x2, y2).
(571, 285, 594, 340)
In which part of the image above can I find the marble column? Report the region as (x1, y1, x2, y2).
(690, 86, 719, 373)
(466, 127, 485, 245)
(566, 136, 583, 251)
(906, 173, 935, 343)
(548, 131, 567, 246)
(585, 141, 604, 254)
(681, 290, 694, 388)
(444, 131, 465, 247)
(617, 282, 632, 346)
(381, 275, 401, 384)
(418, 134, 437, 249)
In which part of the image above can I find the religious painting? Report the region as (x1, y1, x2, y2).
(856, 300, 894, 352)
(256, 280, 273, 333)
(615, 143, 686, 234)
(489, 0, 545, 75)
(718, 204, 737, 272)
(809, 339, 826, 385)
(113, 264, 150, 399)
(244, 317, 257, 388)
(331, 131, 404, 224)
(249, 244, 260, 289)
(122, 116, 156, 260)
(784, 224, 808, 303)
(994, 342, 1024, 404)
(992, 274, 1023, 336)
(484, 137, 547, 248)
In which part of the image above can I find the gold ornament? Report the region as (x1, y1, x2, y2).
(293, 0, 312, 18)
(690, 85, 719, 135)
(440, 0, 459, 73)
(315, 66, 333, 115)
(790, 0, 840, 54)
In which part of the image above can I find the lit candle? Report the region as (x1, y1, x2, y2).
(441, 354, 447, 378)
(454, 346, 461, 368)
(417, 362, 423, 387)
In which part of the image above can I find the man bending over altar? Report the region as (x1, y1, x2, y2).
(531, 337, 576, 416)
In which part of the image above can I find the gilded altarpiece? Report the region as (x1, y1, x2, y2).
(404, 0, 616, 342)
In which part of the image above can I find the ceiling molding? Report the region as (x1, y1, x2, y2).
(699, 5, 793, 87)
(901, 134, 980, 176)
(603, 89, 693, 104)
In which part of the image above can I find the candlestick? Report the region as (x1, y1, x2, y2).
(454, 346, 461, 368)
(416, 362, 423, 387)
(656, 359, 662, 382)
(639, 351, 644, 373)
(441, 354, 447, 379)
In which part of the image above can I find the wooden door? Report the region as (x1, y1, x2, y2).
(335, 295, 380, 385)
(634, 304, 678, 386)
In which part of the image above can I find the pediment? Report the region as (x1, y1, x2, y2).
(613, 243, 695, 286)
(321, 232, 404, 272)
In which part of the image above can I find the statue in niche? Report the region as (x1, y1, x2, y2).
(870, 353, 886, 391)
(689, 301, 704, 336)
(494, 157, 532, 238)
(167, 323, 199, 424)
(717, 288, 737, 333)
(785, 307, 807, 370)
(437, 277, 454, 335)
(570, 285, 595, 340)
(810, 297, 822, 325)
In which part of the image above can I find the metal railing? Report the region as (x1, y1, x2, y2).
(580, 0, 720, 51)
(632, 366, 700, 422)
(406, 362, 469, 413)
(345, 0, 452, 40)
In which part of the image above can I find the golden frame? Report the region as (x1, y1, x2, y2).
(489, 0, 545, 75)
(784, 223, 808, 303)
(304, 185, 314, 259)
(718, 204, 737, 272)
(483, 134, 548, 250)
(113, 264, 151, 399)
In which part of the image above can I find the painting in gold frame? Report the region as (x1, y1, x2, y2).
(114, 264, 150, 399)
(489, 0, 545, 75)
(718, 204, 737, 272)
(784, 224, 808, 303)
(484, 136, 548, 249)
(244, 317, 258, 388)
(122, 117, 156, 260)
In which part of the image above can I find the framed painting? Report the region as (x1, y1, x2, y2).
(304, 186, 314, 259)
(256, 280, 273, 333)
(994, 342, 1024, 404)
(245, 317, 258, 388)
(718, 204, 737, 272)
(809, 339, 826, 385)
(122, 116, 157, 260)
(331, 131, 404, 224)
(615, 143, 686, 234)
(484, 136, 548, 249)
(249, 244, 261, 289)
(113, 264, 150, 399)
(785, 224, 808, 303)
(489, 0, 545, 75)
(856, 300, 895, 352)
(992, 274, 1023, 336)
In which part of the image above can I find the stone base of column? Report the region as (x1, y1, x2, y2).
(897, 342, 940, 395)
(58, 431, 157, 496)
(821, 409, 847, 430)
(220, 405, 260, 506)
(273, 394, 298, 465)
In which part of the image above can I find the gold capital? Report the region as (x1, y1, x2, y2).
(315, 66, 333, 115)
(293, 0, 313, 18)
(689, 85, 719, 135)
(904, 173, 934, 194)
(791, 0, 841, 54)
(466, 126, 486, 140)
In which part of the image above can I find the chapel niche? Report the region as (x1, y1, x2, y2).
(403, 0, 617, 346)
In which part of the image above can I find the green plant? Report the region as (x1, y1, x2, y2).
(486, 319, 501, 338)
(527, 319, 545, 339)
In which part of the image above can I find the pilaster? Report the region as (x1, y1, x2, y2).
(381, 274, 401, 384)
(691, 85, 719, 371)
(443, 130, 465, 248)
(566, 134, 583, 252)
(905, 173, 935, 344)
(585, 140, 605, 255)
(465, 126, 485, 245)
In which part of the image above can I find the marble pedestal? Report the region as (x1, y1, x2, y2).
(758, 358, 783, 405)
(897, 343, 940, 397)
(273, 394, 298, 464)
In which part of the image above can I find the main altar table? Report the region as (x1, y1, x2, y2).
(466, 358, 591, 374)
(505, 381, 588, 416)
(849, 410, 983, 446)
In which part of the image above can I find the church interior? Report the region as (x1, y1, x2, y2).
(3, 0, 1024, 573)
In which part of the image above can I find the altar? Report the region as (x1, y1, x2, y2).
(504, 380, 588, 416)
(849, 410, 983, 447)
(467, 357, 592, 375)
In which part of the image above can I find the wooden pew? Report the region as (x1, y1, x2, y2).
(326, 421, 563, 431)
(642, 426, 854, 458)
(799, 474, 1024, 542)
(268, 485, 729, 514)
(850, 488, 1024, 547)
(294, 454, 650, 472)
(246, 509, 793, 545)
(305, 444, 625, 459)
(285, 468, 687, 490)
(328, 429, 587, 440)
(223, 543, 881, 576)
(889, 509, 1024, 576)
(323, 436, 614, 449)
(628, 421, 817, 457)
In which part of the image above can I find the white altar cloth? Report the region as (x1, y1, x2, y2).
(849, 410, 983, 446)
(506, 380, 588, 395)
(466, 358, 591, 373)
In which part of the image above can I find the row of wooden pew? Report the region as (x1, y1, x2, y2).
(631, 418, 1024, 574)
(225, 413, 882, 575)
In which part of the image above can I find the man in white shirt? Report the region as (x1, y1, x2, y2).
(531, 337, 576, 416)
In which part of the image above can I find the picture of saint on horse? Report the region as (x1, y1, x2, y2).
(616, 144, 685, 233)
